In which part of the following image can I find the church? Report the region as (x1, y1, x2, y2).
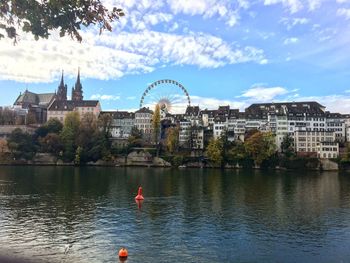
(47, 70, 101, 122)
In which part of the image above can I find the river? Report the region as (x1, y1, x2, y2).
(0, 166, 350, 262)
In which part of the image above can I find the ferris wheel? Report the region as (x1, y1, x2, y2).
(139, 79, 191, 114)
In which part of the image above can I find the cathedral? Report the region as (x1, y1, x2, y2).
(47, 70, 101, 122)
(56, 69, 83, 102)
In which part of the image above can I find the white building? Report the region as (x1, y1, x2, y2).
(294, 130, 336, 156)
(317, 141, 339, 159)
(134, 107, 153, 141)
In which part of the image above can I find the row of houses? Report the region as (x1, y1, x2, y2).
(105, 101, 350, 159)
(3, 74, 349, 159)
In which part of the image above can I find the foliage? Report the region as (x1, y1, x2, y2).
(244, 129, 259, 141)
(0, 0, 124, 42)
(75, 146, 83, 165)
(227, 141, 247, 164)
(128, 127, 143, 148)
(35, 117, 63, 138)
(39, 133, 63, 156)
(166, 126, 179, 154)
(152, 104, 161, 144)
(279, 156, 320, 170)
(245, 131, 277, 166)
(0, 139, 8, 153)
(7, 128, 36, 160)
(219, 128, 233, 163)
(281, 134, 295, 157)
(60, 112, 80, 161)
(173, 155, 184, 166)
(206, 138, 223, 166)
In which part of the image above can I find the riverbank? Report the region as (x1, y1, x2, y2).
(0, 151, 344, 171)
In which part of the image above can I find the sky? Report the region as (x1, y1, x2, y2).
(1, 0, 350, 113)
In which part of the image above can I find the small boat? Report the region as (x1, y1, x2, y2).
(178, 165, 186, 168)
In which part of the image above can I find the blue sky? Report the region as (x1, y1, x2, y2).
(1, 0, 350, 113)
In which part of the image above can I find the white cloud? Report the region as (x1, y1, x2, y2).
(280, 17, 309, 30)
(0, 29, 265, 83)
(166, 0, 241, 27)
(283, 37, 299, 44)
(126, 96, 136, 100)
(90, 94, 121, 100)
(264, 0, 303, 13)
(239, 86, 289, 101)
(191, 95, 248, 111)
(336, 0, 350, 3)
(337, 8, 350, 20)
(308, 0, 322, 10)
(293, 95, 350, 113)
(143, 12, 173, 26)
(263, 0, 326, 12)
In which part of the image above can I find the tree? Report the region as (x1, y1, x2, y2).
(7, 128, 36, 160)
(281, 134, 295, 157)
(128, 127, 143, 148)
(60, 112, 80, 161)
(34, 117, 63, 145)
(166, 126, 179, 154)
(219, 128, 233, 163)
(77, 112, 98, 147)
(245, 131, 276, 166)
(152, 104, 161, 144)
(227, 141, 246, 162)
(206, 138, 223, 166)
(0, 0, 124, 42)
(39, 133, 63, 156)
(97, 113, 113, 161)
(0, 139, 8, 153)
(244, 128, 259, 141)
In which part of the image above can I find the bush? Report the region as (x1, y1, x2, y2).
(173, 155, 184, 166)
(279, 156, 320, 170)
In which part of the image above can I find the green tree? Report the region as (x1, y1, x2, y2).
(60, 112, 80, 161)
(166, 126, 179, 154)
(245, 131, 276, 166)
(97, 113, 113, 161)
(74, 146, 83, 165)
(152, 104, 161, 144)
(281, 134, 295, 157)
(7, 128, 36, 160)
(35, 117, 63, 138)
(206, 138, 223, 166)
(128, 127, 143, 148)
(77, 113, 98, 147)
(227, 141, 246, 163)
(0, 0, 124, 42)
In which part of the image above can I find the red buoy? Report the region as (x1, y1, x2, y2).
(135, 186, 144, 200)
(119, 247, 128, 260)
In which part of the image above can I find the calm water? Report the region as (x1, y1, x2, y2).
(1, 167, 350, 262)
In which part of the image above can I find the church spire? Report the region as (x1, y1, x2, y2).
(60, 70, 64, 86)
(77, 67, 81, 86)
(57, 70, 67, 101)
(72, 68, 83, 101)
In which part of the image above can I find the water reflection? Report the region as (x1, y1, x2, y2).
(0, 167, 350, 262)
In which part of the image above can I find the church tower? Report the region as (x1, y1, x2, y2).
(56, 71, 67, 101)
(71, 68, 83, 101)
